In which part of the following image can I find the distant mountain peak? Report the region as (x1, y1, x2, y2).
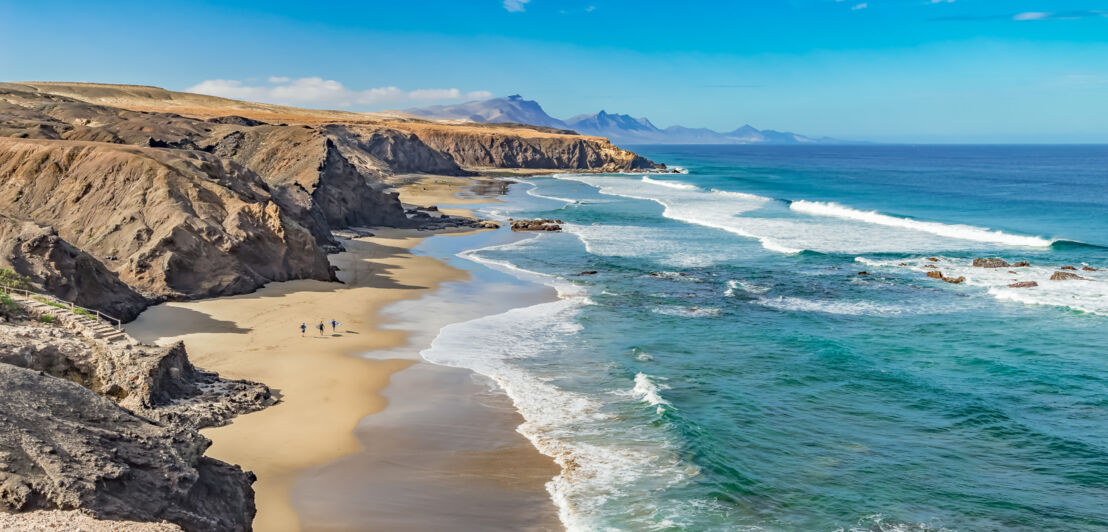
(405, 96, 850, 145)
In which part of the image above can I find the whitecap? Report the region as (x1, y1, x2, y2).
(791, 200, 1054, 248)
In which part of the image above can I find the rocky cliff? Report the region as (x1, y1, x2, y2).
(0, 363, 256, 531)
(0, 219, 147, 321)
(0, 316, 273, 531)
(392, 122, 658, 172)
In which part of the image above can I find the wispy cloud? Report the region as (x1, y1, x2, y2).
(503, 0, 530, 12)
(851, 3, 868, 10)
(186, 77, 493, 108)
(933, 9, 1108, 21)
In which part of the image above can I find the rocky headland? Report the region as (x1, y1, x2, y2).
(0, 81, 660, 529)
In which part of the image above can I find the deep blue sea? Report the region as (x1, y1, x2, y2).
(420, 145, 1108, 531)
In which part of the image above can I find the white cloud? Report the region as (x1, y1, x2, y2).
(929, 0, 955, 3)
(185, 77, 493, 108)
(503, 0, 530, 12)
(1013, 11, 1049, 20)
(852, 2, 868, 10)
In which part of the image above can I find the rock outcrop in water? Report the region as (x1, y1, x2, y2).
(1009, 281, 1038, 288)
(1051, 271, 1086, 281)
(510, 218, 563, 232)
(973, 257, 1010, 268)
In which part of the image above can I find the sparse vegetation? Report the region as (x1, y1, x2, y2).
(0, 293, 24, 320)
(0, 268, 31, 290)
(39, 314, 54, 324)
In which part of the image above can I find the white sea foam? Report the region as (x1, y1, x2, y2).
(642, 176, 699, 189)
(525, 186, 581, 205)
(725, 279, 771, 296)
(422, 239, 700, 530)
(563, 223, 736, 267)
(556, 174, 1059, 255)
(652, 306, 722, 318)
(631, 372, 672, 414)
(755, 296, 924, 316)
(857, 256, 1108, 316)
(791, 200, 1055, 248)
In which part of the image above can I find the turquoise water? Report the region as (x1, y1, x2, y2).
(420, 146, 1108, 531)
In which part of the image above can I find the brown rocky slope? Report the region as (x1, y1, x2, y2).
(0, 82, 659, 320)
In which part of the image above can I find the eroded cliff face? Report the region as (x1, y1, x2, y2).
(0, 316, 274, 531)
(390, 122, 659, 172)
(0, 138, 334, 301)
(0, 363, 256, 532)
(0, 219, 148, 321)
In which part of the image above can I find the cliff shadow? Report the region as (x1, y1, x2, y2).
(128, 305, 251, 343)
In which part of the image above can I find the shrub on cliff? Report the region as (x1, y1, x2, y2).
(0, 268, 31, 290)
(0, 293, 23, 320)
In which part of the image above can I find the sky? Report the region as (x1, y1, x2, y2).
(1, 1, 1107, 143)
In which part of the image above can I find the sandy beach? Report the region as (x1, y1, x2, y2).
(128, 177, 560, 531)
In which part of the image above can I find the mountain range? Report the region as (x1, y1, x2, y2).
(406, 95, 849, 145)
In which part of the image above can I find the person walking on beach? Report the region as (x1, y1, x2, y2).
(330, 319, 339, 332)
(318, 321, 325, 336)
(300, 323, 306, 337)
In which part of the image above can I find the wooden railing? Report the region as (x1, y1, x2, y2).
(0, 285, 123, 330)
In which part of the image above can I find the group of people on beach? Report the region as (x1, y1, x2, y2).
(300, 319, 340, 337)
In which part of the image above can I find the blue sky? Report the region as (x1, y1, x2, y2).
(2, 1, 1107, 142)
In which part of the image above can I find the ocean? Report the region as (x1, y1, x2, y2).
(418, 145, 1108, 531)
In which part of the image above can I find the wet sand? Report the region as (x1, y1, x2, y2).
(292, 362, 560, 531)
(128, 176, 562, 531)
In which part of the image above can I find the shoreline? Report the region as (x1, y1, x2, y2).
(128, 177, 564, 531)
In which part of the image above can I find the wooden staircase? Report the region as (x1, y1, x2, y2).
(3, 288, 134, 345)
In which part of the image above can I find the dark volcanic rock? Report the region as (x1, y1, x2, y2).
(1009, 281, 1038, 288)
(509, 218, 562, 232)
(0, 364, 256, 531)
(1051, 271, 1086, 281)
(972, 257, 1010, 268)
(0, 219, 148, 322)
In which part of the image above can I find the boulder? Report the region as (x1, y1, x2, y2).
(942, 276, 966, 284)
(1050, 271, 1086, 281)
(509, 219, 562, 232)
(926, 257, 940, 262)
(926, 271, 943, 279)
(1061, 265, 1077, 271)
(1013, 261, 1030, 267)
(1083, 266, 1098, 271)
(972, 257, 1010, 268)
(1009, 281, 1038, 288)
(857, 271, 869, 276)
(0, 364, 256, 531)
